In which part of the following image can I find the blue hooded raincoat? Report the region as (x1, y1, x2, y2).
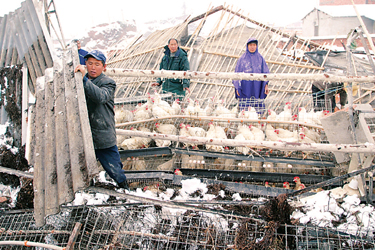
(233, 38, 269, 100)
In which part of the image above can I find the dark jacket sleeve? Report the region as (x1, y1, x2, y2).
(83, 76, 116, 104)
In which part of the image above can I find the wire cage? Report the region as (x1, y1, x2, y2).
(0, 199, 374, 250)
(116, 115, 333, 173)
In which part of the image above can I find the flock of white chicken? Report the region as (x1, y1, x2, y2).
(115, 92, 330, 157)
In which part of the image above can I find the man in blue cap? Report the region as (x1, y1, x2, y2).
(74, 50, 129, 190)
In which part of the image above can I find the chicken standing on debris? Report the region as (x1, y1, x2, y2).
(283, 182, 290, 189)
(174, 169, 183, 176)
(293, 176, 305, 190)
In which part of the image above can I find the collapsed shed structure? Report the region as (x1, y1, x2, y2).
(0, 1, 374, 249)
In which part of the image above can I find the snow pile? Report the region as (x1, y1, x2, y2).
(291, 191, 375, 237)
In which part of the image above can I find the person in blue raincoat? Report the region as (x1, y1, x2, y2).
(232, 38, 269, 112)
(152, 38, 190, 96)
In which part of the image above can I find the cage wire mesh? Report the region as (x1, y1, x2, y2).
(116, 112, 333, 176)
(0, 201, 374, 250)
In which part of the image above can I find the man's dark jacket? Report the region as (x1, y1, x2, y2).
(83, 73, 116, 150)
(157, 46, 190, 96)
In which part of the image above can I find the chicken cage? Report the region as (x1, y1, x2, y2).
(0, 189, 373, 250)
(116, 113, 335, 176)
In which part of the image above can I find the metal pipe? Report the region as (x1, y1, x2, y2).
(116, 129, 375, 154)
(105, 68, 375, 83)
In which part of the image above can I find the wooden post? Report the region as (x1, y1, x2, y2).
(65, 222, 82, 250)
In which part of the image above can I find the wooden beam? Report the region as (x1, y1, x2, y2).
(105, 68, 375, 83)
(116, 128, 375, 154)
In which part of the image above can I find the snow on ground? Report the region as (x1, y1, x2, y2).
(291, 190, 375, 237)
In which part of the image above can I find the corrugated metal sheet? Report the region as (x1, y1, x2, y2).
(0, 0, 97, 227)
(0, 0, 54, 94)
(30, 45, 98, 227)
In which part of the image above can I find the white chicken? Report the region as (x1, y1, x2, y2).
(274, 128, 298, 142)
(184, 98, 196, 116)
(115, 108, 134, 124)
(155, 122, 177, 135)
(120, 127, 151, 150)
(186, 124, 206, 138)
(151, 104, 170, 118)
(301, 126, 320, 143)
(311, 109, 330, 125)
(178, 123, 192, 148)
(234, 133, 251, 155)
(299, 132, 315, 159)
(171, 99, 181, 115)
(237, 124, 254, 140)
(205, 123, 227, 152)
(154, 123, 177, 147)
(276, 102, 292, 121)
(134, 105, 151, 121)
(298, 107, 315, 124)
(266, 109, 277, 120)
(238, 106, 259, 120)
(214, 99, 237, 118)
(249, 125, 265, 141)
(265, 125, 280, 141)
(194, 100, 207, 116)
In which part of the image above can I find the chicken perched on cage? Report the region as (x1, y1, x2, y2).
(184, 98, 197, 116)
(151, 104, 170, 118)
(310, 109, 330, 125)
(202, 97, 215, 116)
(238, 106, 259, 120)
(174, 168, 183, 175)
(274, 128, 298, 142)
(120, 127, 152, 150)
(205, 122, 227, 152)
(301, 126, 320, 143)
(214, 100, 237, 118)
(115, 108, 134, 124)
(267, 109, 277, 120)
(171, 99, 181, 115)
(185, 124, 205, 137)
(179, 123, 192, 148)
(154, 122, 177, 147)
(298, 107, 329, 125)
(249, 124, 265, 141)
(298, 107, 314, 124)
(134, 105, 152, 121)
(277, 102, 293, 121)
(265, 125, 281, 141)
(234, 134, 251, 155)
(237, 124, 255, 140)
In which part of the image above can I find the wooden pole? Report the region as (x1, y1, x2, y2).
(105, 68, 375, 83)
(351, 0, 375, 58)
(116, 128, 375, 154)
(65, 222, 82, 250)
(0, 166, 33, 179)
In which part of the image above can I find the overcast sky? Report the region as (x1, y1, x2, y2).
(1, 0, 320, 38)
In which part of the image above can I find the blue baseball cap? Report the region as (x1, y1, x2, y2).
(84, 50, 106, 65)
